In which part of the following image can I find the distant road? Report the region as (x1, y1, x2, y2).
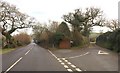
(2, 43, 118, 72)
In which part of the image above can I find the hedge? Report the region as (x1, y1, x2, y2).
(96, 29, 120, 53)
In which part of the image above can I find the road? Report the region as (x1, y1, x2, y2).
(2, 43, 118, 72)
(2, 43, 66, 72)
(52, 44, 118, 71)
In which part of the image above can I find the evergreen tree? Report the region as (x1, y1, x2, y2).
(56, 22, 71, 38)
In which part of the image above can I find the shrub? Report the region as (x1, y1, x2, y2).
(71, 31, 84, 46)
(51, 32, 64, 47)
(96, 29, 120, 53)
(83, 36, 89, 45)
(13, 33, 31, 46)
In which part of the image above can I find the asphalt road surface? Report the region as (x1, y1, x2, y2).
(2, 43, 66, 72)
(2, 43, 118, 72)
(52, 44, 118, 71)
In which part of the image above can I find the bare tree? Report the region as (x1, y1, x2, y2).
(105, 19, 119, 31)
(48, 20, 59, 33)
(32, 22, 47, 41)
(0, 1, 34, 47)
(63, 7, 105, 37)
(13, 32, 31, 45)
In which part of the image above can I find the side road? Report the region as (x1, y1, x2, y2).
(50, 45, 118, 71)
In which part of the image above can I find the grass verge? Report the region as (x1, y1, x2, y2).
(0, 48, 16, 54)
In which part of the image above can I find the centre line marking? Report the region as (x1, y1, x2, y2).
(4, 57, 23, 73)
(25, 50, 30, 55)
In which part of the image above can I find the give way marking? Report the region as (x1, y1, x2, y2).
(98, 50, 109, 55)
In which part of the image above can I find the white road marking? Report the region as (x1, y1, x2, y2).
(64, 65, 69, 68)
(57, 59, 61, 61)
(67, 69, 73, 72)
(48, 50, 83, 72)
(62, 58, 66, 60)
(67, 62, 72, 65)
(64, 60, 68, 62)
(25, 50, 30, 55)
(75, 68, 82, 72)
(98, 50, 109, 55)
(57, 58, 60, 60)
(67, 52, 89, 59)
(71, 65, 76, 68)
(48, 50, 58, 59)
(61, 62, 65, 65)
(4, 57, 23, 73)
(58, 60, 62, 63)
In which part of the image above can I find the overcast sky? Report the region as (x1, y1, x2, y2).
(3, 0, 120, 34)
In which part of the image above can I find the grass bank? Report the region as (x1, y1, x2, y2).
(0, 48, 16, 54)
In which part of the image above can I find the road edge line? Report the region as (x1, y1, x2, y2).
(48, 50, 58, 59)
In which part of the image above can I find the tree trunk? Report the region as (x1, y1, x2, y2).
(3, 32, 12, 48)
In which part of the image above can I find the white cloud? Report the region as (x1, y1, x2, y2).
(4, 0, 119, 22)
(3, 0, 119, 34)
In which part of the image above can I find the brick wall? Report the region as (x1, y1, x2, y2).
(59, 39, 71, 49)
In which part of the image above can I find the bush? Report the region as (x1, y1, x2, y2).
(90, 37, 96, 42)
(51, 32, 64, 47)
(96, 29, 120, 53)
(71, 31, 84, 46)
(13, 33, 31, 46)
(113, 29, 120, 52)
(83, 36, 89, 45)
(2, 35, 6, 48)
